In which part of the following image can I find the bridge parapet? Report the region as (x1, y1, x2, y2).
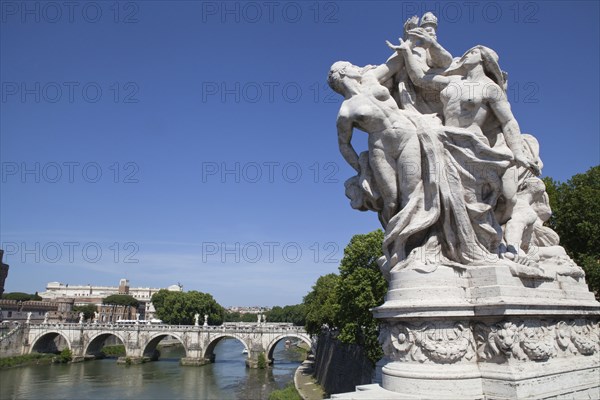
(27, 322, 307, 334)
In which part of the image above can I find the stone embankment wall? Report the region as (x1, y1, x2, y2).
(312, 332, 373, 395)
(0, 324, 25, 357)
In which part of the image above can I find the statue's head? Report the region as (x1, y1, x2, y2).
(419, 12, 438, 39)
(450, 45, 505, 89)
(328, 61, 357, 95)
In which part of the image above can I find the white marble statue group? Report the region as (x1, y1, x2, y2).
(330, 13, 580, 280)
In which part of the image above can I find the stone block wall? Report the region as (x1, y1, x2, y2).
(312, 332, 374, 395)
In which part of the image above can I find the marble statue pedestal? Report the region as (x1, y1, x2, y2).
(333, 264, 600, 399)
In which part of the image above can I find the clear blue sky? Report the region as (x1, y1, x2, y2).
(1, 1, 598, 307)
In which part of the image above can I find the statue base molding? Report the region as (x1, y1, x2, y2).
(333, 264, 600, 399)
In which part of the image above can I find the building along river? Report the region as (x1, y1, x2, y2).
(0, 338, 305, 399)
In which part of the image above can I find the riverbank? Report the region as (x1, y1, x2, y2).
(0, 353, 55, 369)
(294, 358, 326, 400)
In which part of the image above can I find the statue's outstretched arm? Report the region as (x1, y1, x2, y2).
(489, 89, 541, 176)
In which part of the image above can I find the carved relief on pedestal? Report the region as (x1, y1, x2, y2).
(519, 321, 557, 361)
(382, 321, 475, 364)
(571, 324, 597, 355)
(382, 318, 599, 365)
(475, 321, 527, 361)
(474, 318, 599, 363)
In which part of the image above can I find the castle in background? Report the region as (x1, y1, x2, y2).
(38, 278, 183, 321)
(0, 274, 182, 323)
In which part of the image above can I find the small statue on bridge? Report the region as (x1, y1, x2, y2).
(257, 314, 261, 324)
(78, 312, 84, 324)
(26, 312, 32, 324)
(203, 314, 208, 327)
(43, 312, 49, 324)
(194, 313, 200, 326)
(93, 311, 99, 324)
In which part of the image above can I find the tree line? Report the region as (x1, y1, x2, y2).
(543, 166, 599, 297)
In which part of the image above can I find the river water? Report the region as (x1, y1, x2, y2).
(0, 339, 304, 400)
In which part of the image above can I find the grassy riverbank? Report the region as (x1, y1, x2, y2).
(269, 382, 302, 400)
(101, 345, 126, 357)
(0, 353, 55, 369)
(0, 349, 72, 369)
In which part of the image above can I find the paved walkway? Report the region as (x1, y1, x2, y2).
(294, 358, 327, 400)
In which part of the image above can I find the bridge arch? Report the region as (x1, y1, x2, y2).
(142, 332, 188, 360)
(30, 331, 71, 354)
(266, 333, 312, 362)
(203, 333, 249, 361)
(85, 332, 127, 358)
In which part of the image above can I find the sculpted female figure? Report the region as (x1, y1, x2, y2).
(328, 60, 422, 227)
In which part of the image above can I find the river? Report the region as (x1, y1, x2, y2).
(0, 339, 304, 400)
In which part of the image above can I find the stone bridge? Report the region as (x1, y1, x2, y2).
(20, 322, 313, 366)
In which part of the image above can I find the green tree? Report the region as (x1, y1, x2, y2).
(267, 306, 285, 322)
(266, 304, 306, 326)
(2, 292, 42, 301)
(223, 310, 242, 322)
(223, 311, 260, 323)
(73, 304, 98, 320)
(543, 166, 600, 298)
(285, 304, 306, 326)
(303, 273, 340, 336)
(335, 230, 387, 365)
(54, 348, 72, 363)
(151, 290, 224, 325)
(302, 230, 386, 364)
(102, 294, 139, 308)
